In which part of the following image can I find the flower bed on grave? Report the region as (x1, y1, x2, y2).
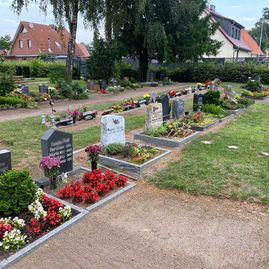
(241, 79, 269, 100)
(0, 170, 76, 261)
(55, 168, 128, 207)
(99, 142, 170, 176)
(134, 121, 200, 148)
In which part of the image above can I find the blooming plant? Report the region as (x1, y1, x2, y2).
(0, 229, 27, 251)
(85, 144, 102, 162)
(39, 156, 61, 187)
(168, 90, 177, 97)
(57, 169, 128, 204)
(67, 108, 80, 118)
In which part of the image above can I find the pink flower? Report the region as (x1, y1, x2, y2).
(39, 156, 61, 170)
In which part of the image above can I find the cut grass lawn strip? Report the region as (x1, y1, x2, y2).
(150, 104, 269, 204)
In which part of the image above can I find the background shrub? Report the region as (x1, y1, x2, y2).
(103, 143, 125, 155)
(0, 170, 37, 215)
(0, 96, 28, 107)
(0, 72, 15, 96)
(203, 90, 221, 105)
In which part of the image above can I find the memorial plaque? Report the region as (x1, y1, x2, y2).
(41, 129, 73, 173)
(193, 93, 204, 112)
(0, 150, 11, 175)
(101, 115, 125, 147)
(149, 93, 157, 103)
(160, 95, 170, 121)
(145, 103, 163, 130)
(172, 99, 184, 119)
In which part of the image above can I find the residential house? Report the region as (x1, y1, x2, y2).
(205, 5, 264, 59)
(8, 21, 90, 60)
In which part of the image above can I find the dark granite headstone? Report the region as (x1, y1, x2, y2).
(38, 84, 49, 94)
(0, 150, 11, 175)
(41, 129, 73, 173)
(172, 99, 184, 119)
(193, 93, 204, 112)
(21, 86, 29, 96)
(100, 80, 107, 89)
(159, 95, 170, 121)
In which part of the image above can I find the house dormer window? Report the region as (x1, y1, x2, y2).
(19, 40, 23, 48)
(27, 40, 32, 48)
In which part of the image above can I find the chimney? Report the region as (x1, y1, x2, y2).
(210, 5, 216, 12)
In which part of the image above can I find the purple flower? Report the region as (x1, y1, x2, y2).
(85, 144, 102, 162)
(39, 156, 61, 170)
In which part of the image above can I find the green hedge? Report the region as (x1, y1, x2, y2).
(0, 59, 65, 78)
(0, 96, 28, 107)
(169, 62, 269, 84)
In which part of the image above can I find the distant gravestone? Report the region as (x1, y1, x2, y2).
(147, 71, 154, 82)
(21, 86, 29, 96)
(101, 115, 125, 147)
(41, 129, 73, 173)
(0, 150, 11, 175)
(172, 99, 184, 119)
(145, 103, 163, 130)
(149, 93, 157, 103)
(100, 80, 107, 89)
(193, 93, 204, 112)
(38, 84, 49, 94)
(160, 95, 170, 121)
(87, 80, 94, 91)
(224, 85, 233, 97)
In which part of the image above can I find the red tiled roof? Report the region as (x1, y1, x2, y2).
(9, 21, 90, 58)
(241, 29, 265, 55)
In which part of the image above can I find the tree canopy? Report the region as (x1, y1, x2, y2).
(0, 35, 12, 50)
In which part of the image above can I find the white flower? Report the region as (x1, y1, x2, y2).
(59, 206, 72, 221)
(28, 199, 47, 220)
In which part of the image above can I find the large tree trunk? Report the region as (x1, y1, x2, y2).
(105, 0, 112, 44)
(139, 48, 148, 82)
(66, 1, 79, 82)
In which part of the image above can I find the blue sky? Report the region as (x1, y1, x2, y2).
(0, 0, 267, 44)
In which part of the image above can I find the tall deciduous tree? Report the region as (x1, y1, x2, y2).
(0, 35, 12, 50)
(250, 8, 269, 51)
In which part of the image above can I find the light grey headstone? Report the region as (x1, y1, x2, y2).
(172, 99, 184, 119)
(101, 115, 125, 147)
(149, 93, 157, 103)
(224, 85, 232, 96)
(145, 103, 163, 130)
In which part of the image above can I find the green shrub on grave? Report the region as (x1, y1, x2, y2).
(0, 170, 37, 215)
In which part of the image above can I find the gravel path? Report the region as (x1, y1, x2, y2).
(10, 183, 269, 269)
(0, 84, 190, 123)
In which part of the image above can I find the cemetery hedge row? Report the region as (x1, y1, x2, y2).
(169, 62, 269, 84)
(0, 59, 66, 79)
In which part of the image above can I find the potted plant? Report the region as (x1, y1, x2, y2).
(39, 156, 61, 189)
(68, 109, 80, 124)
(85, 144, 102, 170)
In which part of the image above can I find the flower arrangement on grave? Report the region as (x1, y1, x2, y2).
(143, 93, 150, 103)
(67, 109, 80, 124)
(39, 156, 61, 189)
(85, 144, 102, 171)
(168, 90, 177, 98)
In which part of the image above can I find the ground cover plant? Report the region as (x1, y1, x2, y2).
(241, 79, 269, 98)
(102, 142, 159, 165)
(151, 104, 269, 204)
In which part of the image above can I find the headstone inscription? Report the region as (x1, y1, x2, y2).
(193, 93, 204, 112)
(145, 103, 163, 130)
(172, 99, 184, 119)
(160, 95, 170, 121)
(38, 84, 49, 94)
(101, 115, 125, 147)
(41, 129, 73, 173)
(0, 150, 11, 175)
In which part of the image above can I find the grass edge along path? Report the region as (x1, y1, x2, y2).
(150, 104, 269, 205)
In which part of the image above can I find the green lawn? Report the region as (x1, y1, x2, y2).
(150, 104, 269, 204)
(0, 114, 145, 173)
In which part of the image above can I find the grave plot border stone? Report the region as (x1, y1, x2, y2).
(190, 120, 219, 132)
(134, 131, 200, 148)
(99, 146, 171, 177)
(245, 95, 269, 100)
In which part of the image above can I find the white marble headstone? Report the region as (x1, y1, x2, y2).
(101, 115, 125, 147)
(145, 103, 163, 130)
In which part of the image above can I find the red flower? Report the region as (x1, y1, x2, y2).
(41, 195, 62, 212)
(28, 218, 42, 235)
(0, 222, 12, 239)
(44, 209, 61, 226)
(116, 175, 128, 187)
